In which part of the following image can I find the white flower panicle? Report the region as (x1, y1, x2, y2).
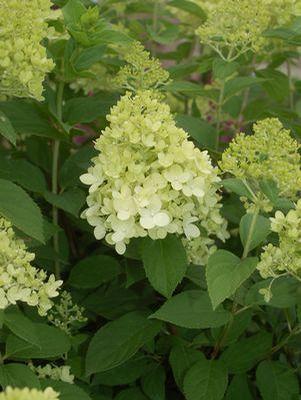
(80, 90, 228, 256)
(0, 387, 59, 400)
(0, 217, 62, 315)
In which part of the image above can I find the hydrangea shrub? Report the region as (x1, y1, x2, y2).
(0, 0, 301, 399)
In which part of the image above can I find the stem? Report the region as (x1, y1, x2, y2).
(52, 81, 64, 279)
(215, 81, 225, 150)
(242, 206, 260, 259)
(287, 60, 294, 110)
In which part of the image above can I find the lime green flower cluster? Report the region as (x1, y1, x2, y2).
(264, 0, 301, 26)
(114, 41, 170, 91)
(30, 363, 74, 384)
(257, 200, 301, 299)
(182, 235, 219, 266)
(220, 118, 301, 206)
(80, 90, 228, 255)
(0, 217, 62, 315)
(0, 0, 54, 100)
(196, 0, 270, 61)
(0, 387, 59, 400)
(48, 291, 87, 334)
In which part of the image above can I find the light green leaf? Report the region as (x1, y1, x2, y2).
(151, 290, 231, 329)
(73, 45, 107, 70)
(183, 359, 228, 400)
(142, 236, 188, 298)
(224, 76, 263, 99)
(68, 255, 121, 289)
(0, 364, 40, 389)
(86, 311, 162, 375)
(222, 178, 254, 200)
(207, 251, 258, 309)
(239, 214, 270, 252)
(168, 0, 206, 20)
(0, 179, 44, 242)
(0, 110, 16, 145)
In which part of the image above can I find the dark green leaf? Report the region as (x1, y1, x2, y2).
(183, 359, 228, 400)
(4, 308, 40, 347)
(0, 364, 40, 389)
(68, 255, 121, 289)
(141, 365, 166, 400)
(0, 179, 44, 242)
(239, 214, 270, 252)
(44, 188, 86, 217)
(40, 379, 91, 400)
(0, 111, 16, 145)
(86, 311, 162, 375)
(151, 290, 230, 329)
(176, 115, 217, 150)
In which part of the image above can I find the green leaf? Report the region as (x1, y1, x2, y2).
(220, 332, 272, 373)
(6, 324, 71, 360)
(165, 81, 206, 97)
(183, 359, 228, 400)
(151, 290, 231, 329)
(239, 214, 270, 252)
(206, 251, 258, 309)
(86, 311, 162, 375)
(256, 361, 299, 400)
(0, 101, 63, 140)
(222, 178, 254, 200)
(115, 388, 148, 400)
(0, 158, 47, 193)
(225, 375, 252, 400)
(169, 343, 205, 389)
(168, 0, 206, 20)
(256, 69, 289, 101)
(68, 255, 121, 289)
(176, 115, 217, 150)
(0, 179, 44, 242)
(40, 379, 91, 400)
(245, 276, 299, 308)
(224, 77, 263, 99)
(4, 308, 40, 347)
(0, 111, 16, 145)
(63, 93, 118, 125)
(0, 363, 40, 389)
(44, 188, 86, 217)
(73, 44, 107, 70)
(59, 146, 97, 189)
(212, 59, 238, 80)
(62, 0, 86, 25)
(141, 365, 166, 400)
(93, 355, 154, 387)
(142, 236, 188, 298)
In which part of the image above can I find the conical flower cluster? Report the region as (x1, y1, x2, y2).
(80, 90, 228, 255)
(0, 0, 54, 100)
(0, 387, 59, 400)
(0, 217, 62, 315)
(220, 118, 301, 202)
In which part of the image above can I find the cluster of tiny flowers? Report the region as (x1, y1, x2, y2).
(48, 291, 87, 334)
(196, 0, 270, 61)
(30, 363, 74, 384)
(0, 387, 59, 400)
(0, 217, 62, 315)
(258, 200, 301, 281)
(264, 0, 301, 26)
(0, 0, 54, 100)
(182, 236, 217, 266)
(114, 42, 170, 91)
(219, 118, 301, 202)
(80, 90, 228, 255)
